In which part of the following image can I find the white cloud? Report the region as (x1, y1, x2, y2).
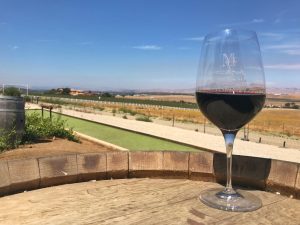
(264, 43, 300, 55)
(274, 10, 288, 24)
(265, 64, 300, 70)
(133, 45, 162, 50)
(10, 45, 19, 50)
(183, 36, 204, 41)
(252, 18, 264, 23)
(259, 32, 285, 40)
(264, 44, 300, 50)
(282, 49, 300, 55)
(220, 18, 265, 27)
(274, 18, 281, 24)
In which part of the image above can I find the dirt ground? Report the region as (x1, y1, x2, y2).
(0, 138, 116, 160)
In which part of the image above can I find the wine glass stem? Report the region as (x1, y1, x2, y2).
(223, 132, 236, 194)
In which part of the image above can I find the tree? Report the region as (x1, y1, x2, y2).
(45, 89, 57, 94)
(61, 88, 71, 95)
(3, 87, 21, 97)
(101, 92, 114, 98)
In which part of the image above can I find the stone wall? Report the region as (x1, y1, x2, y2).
(0, 151, 299, 198)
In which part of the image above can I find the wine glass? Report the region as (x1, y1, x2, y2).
(196, 29, 266, 212)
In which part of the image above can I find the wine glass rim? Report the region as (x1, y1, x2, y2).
(204, 28, 257, 42)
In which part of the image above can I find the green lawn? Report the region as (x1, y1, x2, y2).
(27, 110, 201, 152)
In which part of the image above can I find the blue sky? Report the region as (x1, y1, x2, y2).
(0, 0, 299, 91)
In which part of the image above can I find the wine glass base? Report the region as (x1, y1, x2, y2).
(199, 188, 262, 212)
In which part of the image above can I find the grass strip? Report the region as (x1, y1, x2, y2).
(27, 110, 201, 152)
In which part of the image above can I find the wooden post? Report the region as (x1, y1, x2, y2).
(172, 114, 175, 127)
(50, 108, 52, 121)
(203, 118, 206, 133)
(41, 107, 44, 118)
(247, 124, 250, 140)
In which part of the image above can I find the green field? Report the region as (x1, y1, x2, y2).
(27, 110, 201, 152)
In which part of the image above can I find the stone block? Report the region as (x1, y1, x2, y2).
(266, 159, 298, 195)
(39, 155, 78, 187)
(189, 152, 214, 182)
(163, 152, 189, 178)
(77, 153, 106, 181)
(8, 158, 40, 193)
(0, 160, 10, 195)
(295, 167, 300, 199)
(214, 154, 271, 189)
(129, 151, 163, 178)
(107, 152, 128, 179)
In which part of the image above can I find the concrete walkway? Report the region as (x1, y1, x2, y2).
(26, 103, 300, 163)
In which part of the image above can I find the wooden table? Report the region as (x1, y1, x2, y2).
(0, 179, 299, 225)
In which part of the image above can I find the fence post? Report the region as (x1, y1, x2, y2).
(203, 118, 206, 133)
(247, 124, 250, 140)
(172, 114, 175, 127)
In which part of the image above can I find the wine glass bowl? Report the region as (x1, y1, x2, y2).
(196, 29, 266, 212)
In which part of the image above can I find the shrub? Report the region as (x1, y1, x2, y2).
(136, 116, 152, 122)
(46, 89, 57, 94)
(0, 128, 20, 152)
(3, 87, 21, 97)
(61, 88, 71, 95)
(118, 107, 137, 116)
(122, 115, 128, 119)
(101, 92, 114, 98)
(24, 95, 31, 102)
(284, 102, 300, 109)
(22, 112, 79, 144)
(40, 97, 68, 106)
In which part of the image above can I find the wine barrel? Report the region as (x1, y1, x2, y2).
(0, 95, 25, 139)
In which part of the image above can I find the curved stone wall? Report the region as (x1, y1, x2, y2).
(0, 151, 299, 198)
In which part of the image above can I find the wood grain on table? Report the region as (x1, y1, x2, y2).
(0, 179, 299, 225)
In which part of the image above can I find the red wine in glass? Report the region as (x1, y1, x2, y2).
(196, 29, 266, 212)
(196, 91, 265, 132)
